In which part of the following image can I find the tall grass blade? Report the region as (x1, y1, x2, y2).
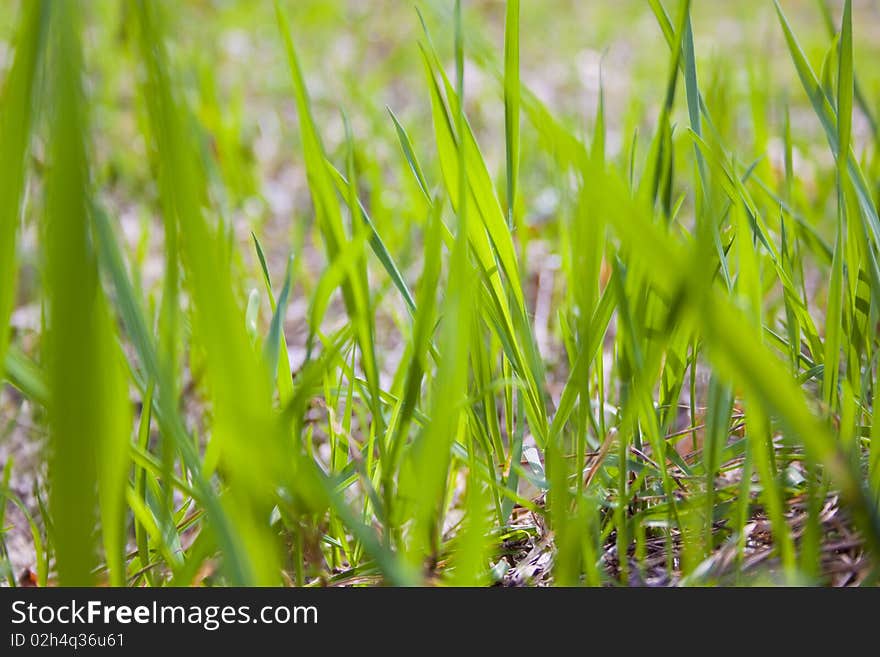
(0, 1, 46, 382)
(43, 1, 132, 586)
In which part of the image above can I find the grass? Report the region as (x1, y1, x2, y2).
(1, 0, 879, 586)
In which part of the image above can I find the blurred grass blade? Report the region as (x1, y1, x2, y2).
(4, 345, 48, 407)
(44, 2, 131, 586)
(139, 0, 292, 584)
(837, 0, 853, 164)
(503, 0, 520, 229)
(0, 1, 47, 382)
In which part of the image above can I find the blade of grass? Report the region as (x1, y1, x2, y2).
(275, 0, 385, 445)
(0, 1, 46, 384)
(43, 2, 132, 585)
(503, 0, 520, 230)
(252, 233, 295, 404)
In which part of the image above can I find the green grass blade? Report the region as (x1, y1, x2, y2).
(837, 0, 853, 164)
(263, 255, 294, 389)
(388, 107, 432, 203)
(328, 163, 417, 313)
(43, 2, 132, 585)
(0, 1, 46, 383)
(139, 0, 297, 584)
(4, 345, 48, 407)
(251, 233, 295, 404)
(503, 0, 520, 229)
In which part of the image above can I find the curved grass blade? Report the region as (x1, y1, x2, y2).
(388, 107, 432, 204)
(328, 163, 417, 314)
